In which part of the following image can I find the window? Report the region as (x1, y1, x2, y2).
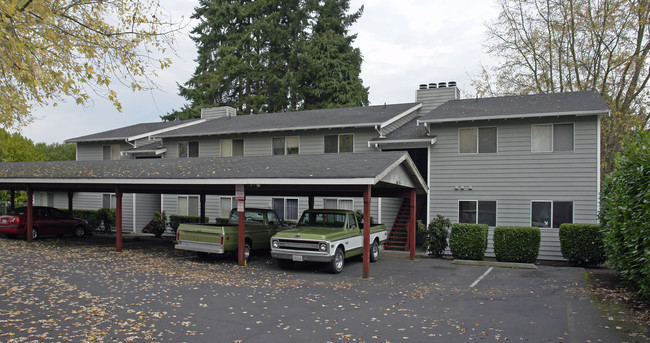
(459, 200, 497, 226)
(220, 197, 237, 217)
(531, 123, 574, 152)
(459, 127, 497, 154)
(324, 134, 353, 153)
(102, 194, 116, 208)
(103, 145, 120, 160)
(178, 196, 199, 216)
(531, 201, 573, 228)
(221, 139, 244, 157)
(272, 198, 298, 221)
(178, 141, 199, 158)
(273, 137, 300, 155)
(324, 198, 354, 210)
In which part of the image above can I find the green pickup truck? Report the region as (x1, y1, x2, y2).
(175, 208, 287, 260)
(270, 209, 387, 273)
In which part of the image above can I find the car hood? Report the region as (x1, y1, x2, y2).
(273, 226, 352, 241)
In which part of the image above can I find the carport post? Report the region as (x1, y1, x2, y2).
(9, 189, 15, 211)
(200, 193, 206, 223)
(236, 185, 245, 266)
(26, 186, 33, 242)
(116, 188, 123, 252)
(363, 185, 371, 278)
(67, 192, 74, 215)
(409, 189, 416, 260)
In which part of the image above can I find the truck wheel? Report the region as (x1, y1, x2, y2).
(328, 247, 345, 274)
(370, 240, 379, 263)
(244, 243, 251, 261)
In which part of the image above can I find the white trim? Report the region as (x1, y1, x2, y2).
(417, 109, 607, 125)
(3, 177, 379, 186)
(596, 115, 601, 216)
(426, 145, 431, 226)
(128, 119, 207, 141)
(379, 104, 422, 130)
(157, 123, 382, 139)
(370, 137, 437, 148)
(132, 193, 137, 234)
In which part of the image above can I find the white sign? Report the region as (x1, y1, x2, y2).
(237, 199, 245, 213)
(235, 184, 245, 200)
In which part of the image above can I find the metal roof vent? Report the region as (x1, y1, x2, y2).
(448, 81, 457, 87)
(428, 83, 437, 89)
(419, 84, 428, 90)
(438, 82, 447, 88)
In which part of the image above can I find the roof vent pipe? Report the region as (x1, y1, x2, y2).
(428, 83, 437, 89)
(438, 82, 447, 88)
(448, 81, 457, 87)
(419, 84, 428, 90)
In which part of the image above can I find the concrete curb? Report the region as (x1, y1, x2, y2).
(452, 259, 538, 270)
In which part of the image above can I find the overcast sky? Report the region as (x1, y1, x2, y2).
(19, 0, 499, 144)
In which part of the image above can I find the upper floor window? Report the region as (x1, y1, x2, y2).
(531, 123, 574, 152)
(178, 141, 199, 158)
(324, 134, 353, 153)
(459, 127, 497, 154)
(531, 201, 573, 228)
(459, 200, 496, 226)
(221, 139, 244, 157)
(102, 145, 120, 160)
(273, 137, 299, 155)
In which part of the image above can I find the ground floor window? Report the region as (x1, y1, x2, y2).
(272, 198, 298, 221)
(178, 196, 199, 216)
(219, 197, 236, 217)
(324, 198, 354, 211)
(531, 201, 573, 228)
(459, 200, 497, 226)
(102, 194, 116, 208)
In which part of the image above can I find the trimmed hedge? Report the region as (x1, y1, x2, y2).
(169, 215, 209, 231)
(449, 223, 488, 260)
(417, 215, 451, 257)
(559, 224, 606, 266)
(493, 226, 540, 263)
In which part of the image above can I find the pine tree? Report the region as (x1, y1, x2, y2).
(163, 0, 367, 120)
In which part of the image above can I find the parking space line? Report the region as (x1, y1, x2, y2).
(469, 266, 493, 288)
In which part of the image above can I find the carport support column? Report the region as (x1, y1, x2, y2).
(9, 189, 15, 211)
(26, 186, 33, 242)
(67, 192, 74, 215)
(409, 189, 416, 260)
(363, 185, 371, 278)
(116, 188, 123, 252)
(200, 193, 206, 223)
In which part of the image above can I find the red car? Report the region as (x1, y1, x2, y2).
(0, 206, 89, 239)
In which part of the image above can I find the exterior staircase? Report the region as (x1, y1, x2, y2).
(384, 197, 411, 251)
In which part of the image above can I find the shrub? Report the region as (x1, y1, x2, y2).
(66, 209, 102, 230)
(149, 211, 168, 238)
(96, 208, 116, 232)
(558, 224, 606, 266)
(215, 217, 229, 225)
(169, 215, 209, 231)
(449, 223, 488, 260)
(417, 215, 450, 257)
(600, 129, 650, 298)
(493, 226, 541, 263)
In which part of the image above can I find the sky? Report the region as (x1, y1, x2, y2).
(19, 0, 500, 144)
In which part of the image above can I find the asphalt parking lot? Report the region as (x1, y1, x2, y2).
(0, 235, 630, 342)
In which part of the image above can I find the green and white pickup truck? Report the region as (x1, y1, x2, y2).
(175, 208, 287, 260)
(270, 209, 387, 273)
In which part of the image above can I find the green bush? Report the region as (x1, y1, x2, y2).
(169, 215, 209, 231)
(600, 129, 650, 299)
(66, 209, 102, 230)
(449, 223, 488, 260)
(558, 224, 606, 266)
(215, 217, 229, 225)
(150, 211, 168, 238)
(417, 215, 450, 257)
(493, 226, 541, 263)
(96, 208, 116, 232)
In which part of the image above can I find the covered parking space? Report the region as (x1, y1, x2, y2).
(0, 151, 427, 278)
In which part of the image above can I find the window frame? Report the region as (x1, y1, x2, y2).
(272, 197, 299, 221)
(178, 141, 199, 158)
(221, 139, 244, 157)
(531, 123, 575, 153)
(324, 133, 354, 153)
(178, 195, 199, 217)
(272, 136, 300, 155)
(103, 144, 121, 160)
(102, 194, 116, 208)
(458, 200, 497, 226)
(458, 126, 498, 154)
(324, 198, 354, 211)
(530, 200, 574, 228)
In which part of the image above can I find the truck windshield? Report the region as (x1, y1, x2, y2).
(298, 212, 347, 228)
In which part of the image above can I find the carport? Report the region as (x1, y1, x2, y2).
(0, 151, 427, 278)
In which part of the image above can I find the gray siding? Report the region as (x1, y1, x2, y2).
(133, 194, 160, 234)
(382, 110, 420, 136)
(428, 115, 599, 260)
(416, 87, 460, 114)
(76, 142, 131, 161)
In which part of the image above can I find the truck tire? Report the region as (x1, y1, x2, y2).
(328, 247, 345, 274)
(370, 240, 379, 263)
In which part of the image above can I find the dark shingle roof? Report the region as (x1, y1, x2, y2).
(65, 120, 201, 143)
(156, 103, 420, 138)
(0, 152, 411, 181)
(418, 90, 609, 124)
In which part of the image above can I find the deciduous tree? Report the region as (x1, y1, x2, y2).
(0, 0, 181, 128)
(474, 0, 650, 173)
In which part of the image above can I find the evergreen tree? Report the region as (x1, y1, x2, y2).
(163, 0, 367, 120)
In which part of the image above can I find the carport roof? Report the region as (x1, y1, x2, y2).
(0, 151, 427, 196)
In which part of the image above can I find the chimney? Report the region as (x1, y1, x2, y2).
(201, 106, 237, 120)
(415, 81, 460, 114)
